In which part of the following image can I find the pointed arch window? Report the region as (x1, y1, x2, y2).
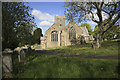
(69, 26, 76, 40)
(51, 31, 58, 42)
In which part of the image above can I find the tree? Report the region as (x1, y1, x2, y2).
(16, 22, 36, 46)
(2, 2, 35, 50)
(33, 28, 42, 44)
(64, 1, 120, 48)
(93, 25, 98, 39)
(79, 23, 93, 35)
(93, 25, 120, 40)
(103, 25, 120, 40)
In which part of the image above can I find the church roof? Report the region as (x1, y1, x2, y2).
(80, 26, 89, 36)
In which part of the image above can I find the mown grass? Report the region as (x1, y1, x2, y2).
(14, 40, 119, 78)
(15, 52, 119, 78)
(44, 41, 118, 55)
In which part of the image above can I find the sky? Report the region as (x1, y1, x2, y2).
(25, 2, 97, 35)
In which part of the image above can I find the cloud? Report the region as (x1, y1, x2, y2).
(86, 21, 97, 30)
(32, 9, 54, 22)
(86, 21, 97, 25)
(39, 21, 53, 27)
(86, 10, 109, 21)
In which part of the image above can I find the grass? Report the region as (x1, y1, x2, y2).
(31, 44, 41, 49)
(14, 52, 119, 78)
(44, 41, 118, 55)
(13, 40, 119, 78)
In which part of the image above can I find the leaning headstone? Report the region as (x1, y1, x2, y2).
(14, 47, 21, 53)
(14, 47, 27, 63)
(18, 49, 27, 73)
(21, 45, 28, 49)
(2, 48, 13, 78)
(14, 47, 27, 73)
(14, 47, 21, 63)
(20, 49, 26, 63)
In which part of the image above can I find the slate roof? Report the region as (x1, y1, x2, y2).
(80, 26, 89, 36)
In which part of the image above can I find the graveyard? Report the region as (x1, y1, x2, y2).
(2, 1, 120, 79)
(15, 55, 118, 78)
(41, 40, 118, 55)
(5, 40, 118, 78)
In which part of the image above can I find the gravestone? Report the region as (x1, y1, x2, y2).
(14, 47, 27, 73)
(14, 47, 21, 63)
(18, 49, 27, 73)
(34, 46, 41, 51)
(14, 47, 21, 53)
(2, 48, 13, 78)
(92, 40, 99, 50)
(19, 49, 26, 63)
(14, 47, 27, 63)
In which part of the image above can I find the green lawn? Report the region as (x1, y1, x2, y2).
(14, 40, 119, 78)
(44, 41, 118, 55)
(15, 53, 118, 78)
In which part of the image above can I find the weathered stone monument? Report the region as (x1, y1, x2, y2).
(19, 49, 26, 63)
(14, 47, 27, 73)
(14, 47, 27, 63)
(34, 46, 41, 51)
(92, 40, 99, 50)
(2, 48, 13, 78)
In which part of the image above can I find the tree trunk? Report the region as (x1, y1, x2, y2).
(97, 32, 103, 48)
(96, 22, 104, 48)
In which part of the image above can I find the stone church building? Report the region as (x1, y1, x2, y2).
(40, 15, 93, 49)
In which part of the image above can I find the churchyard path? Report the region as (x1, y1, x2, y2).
(34, 50, 119, 59)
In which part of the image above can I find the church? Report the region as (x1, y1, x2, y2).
(40, 15, 93, 49)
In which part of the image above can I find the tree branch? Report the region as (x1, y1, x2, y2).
(100, 2, 104, 9)
(90, 11, 99, 23)
(94, 2, 103, 22)
(77, 4, 99, 23)
(102, 13, 120, 34)
(102, 9, 110, 15)
(102, 2, 119, 27)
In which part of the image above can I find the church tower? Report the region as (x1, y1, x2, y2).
(55, 15, 65, 28)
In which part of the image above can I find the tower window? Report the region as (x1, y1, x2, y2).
(60, 24, 62, 26)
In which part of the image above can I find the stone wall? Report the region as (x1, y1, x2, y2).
(55, 15, 65, 29)
(84, 36, 90, 43)
(45, 24, 61, 48)
(41, 15, 90, 49)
